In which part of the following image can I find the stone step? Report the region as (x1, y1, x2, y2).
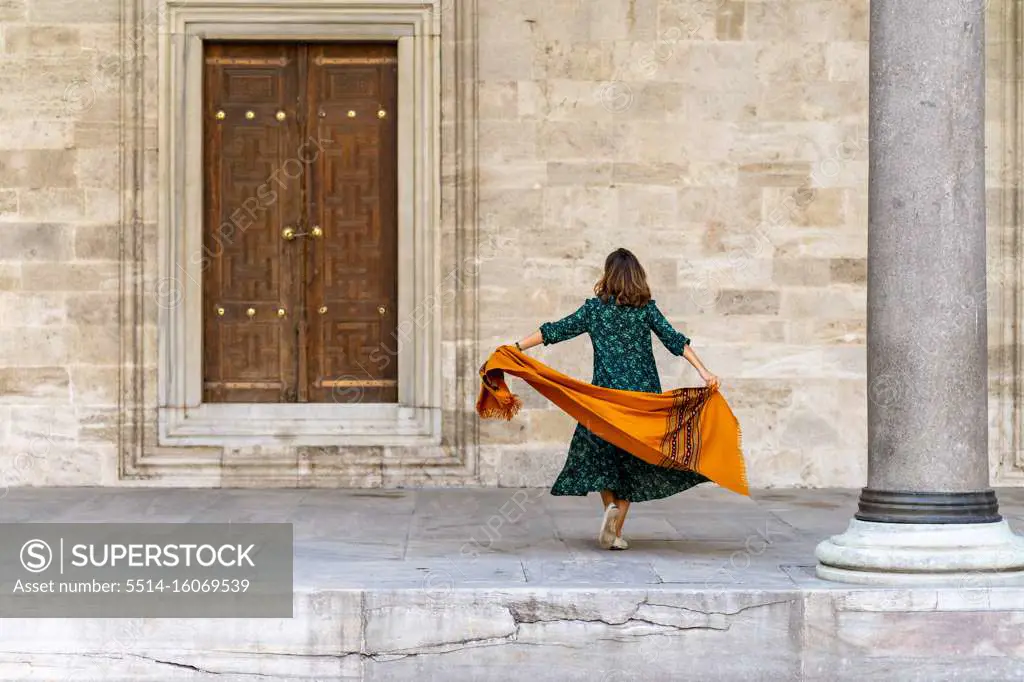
(2, 581, 1024, 681)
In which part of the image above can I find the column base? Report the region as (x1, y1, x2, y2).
(855, 489, 1001, 524)
(815, 519, 1024, 585)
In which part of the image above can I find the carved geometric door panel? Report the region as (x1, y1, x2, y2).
(304, 44, 399, 403)
(202, 42, 302, 403)
(202, 41, 398, 404)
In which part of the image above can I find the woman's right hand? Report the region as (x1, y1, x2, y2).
(701, 372, 720, 391)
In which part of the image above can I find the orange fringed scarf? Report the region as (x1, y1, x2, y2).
(476, 345, 749, 497)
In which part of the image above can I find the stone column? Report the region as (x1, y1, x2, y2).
(815, 0, 1024, 584)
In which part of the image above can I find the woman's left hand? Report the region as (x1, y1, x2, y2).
(702, 373, 720, 391)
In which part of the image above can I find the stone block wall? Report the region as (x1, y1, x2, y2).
(0, 0, 123, 486)
(0, 0, 1020, 488)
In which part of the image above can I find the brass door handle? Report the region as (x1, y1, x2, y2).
(378, 305, 387, 315)
(284, 225, 318, 240)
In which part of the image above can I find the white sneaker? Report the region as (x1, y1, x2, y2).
(599, 503, 620, 549)
(610, 535, 629, 550)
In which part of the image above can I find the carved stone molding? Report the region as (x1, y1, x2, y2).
(991, 0, 1024, 484)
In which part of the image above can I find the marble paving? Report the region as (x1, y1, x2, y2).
(0, 486, 868, 590)
(2, 487, 1024, 681)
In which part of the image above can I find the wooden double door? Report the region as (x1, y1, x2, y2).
(202, 42, 398, 404)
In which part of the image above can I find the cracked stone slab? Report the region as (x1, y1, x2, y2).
(355, 588, 802, 682)
(4, 584, 1024, 680)
(0, 591, 364, 679)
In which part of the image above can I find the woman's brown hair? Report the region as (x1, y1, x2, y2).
(594, 248, 652, 307)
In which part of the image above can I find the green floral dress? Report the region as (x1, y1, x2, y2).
(541, 297, 710, 502)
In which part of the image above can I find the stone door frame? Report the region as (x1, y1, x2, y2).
(117, 0, 481, 484)
(158, 1, 440, 446)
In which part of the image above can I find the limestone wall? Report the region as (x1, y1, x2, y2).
(0, 0, 1019, 488)
(0, 0, 124, 486)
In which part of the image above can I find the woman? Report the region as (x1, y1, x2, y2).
(513, 248, 720, 550)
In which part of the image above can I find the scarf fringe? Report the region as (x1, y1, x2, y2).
(735, 417, 749, 493)
(478, 394, 522, 421)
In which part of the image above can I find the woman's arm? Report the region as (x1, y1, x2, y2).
(514, 302, 591, 351)
(683, 345, 720, 390)
(515, 330, 543, 351)
(512, 301, 593, 352)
